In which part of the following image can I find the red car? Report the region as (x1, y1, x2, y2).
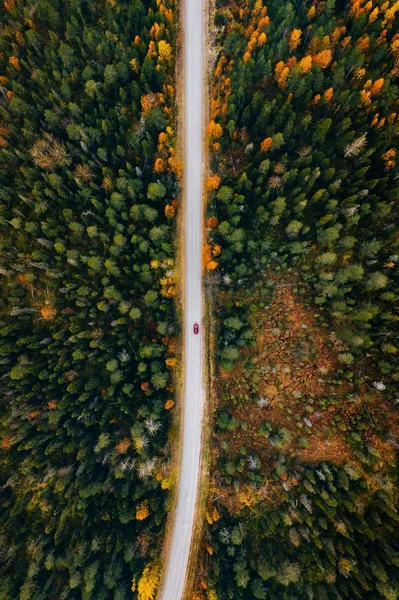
(193, 323, 199, 335)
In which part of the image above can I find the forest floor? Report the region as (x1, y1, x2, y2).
(208, 275, 396, 516)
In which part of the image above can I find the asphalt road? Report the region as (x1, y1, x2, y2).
(159, 1, 205, 599)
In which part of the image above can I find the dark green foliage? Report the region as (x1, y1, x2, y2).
(204, 1, 399, 598)
(208, 0, 399, 387)
(207, 464, 399, 600)
(0, 0, 177, 597)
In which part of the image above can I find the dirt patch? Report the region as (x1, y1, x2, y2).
(210, 277, 394, 514)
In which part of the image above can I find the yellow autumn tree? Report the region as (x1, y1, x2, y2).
(158, 39, 172, 62)
(274, 60, 285, 77)
(208, 120, 223, 139)
(147, 40, 157, 59)
(369, 7, 379, 22)
(101, 175, 113, 191)
(313, 49, 332, 69)
(299, 55, 312, 73)
(136, 563, 160, 600)
(307, 5, 316, 18)
(277, 66, 289, 88)
(212, 507, 220, 521)
(357, 35, 370, 52)
(360, 89, 372, 106)
(289, 29, 302, 51)
(382, 1, 399, 27)
(258, 32, 267, 45)
(353, 67, 366, 81)
(129, 58, 140, 73)
(243, 50, 251, 64)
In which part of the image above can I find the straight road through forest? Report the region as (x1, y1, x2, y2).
(159, 1, 204, 599)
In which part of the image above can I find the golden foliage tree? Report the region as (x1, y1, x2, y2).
(207, 120, 223, 139)
(312, 49, 332, 69)
(206, 174, 221, 191)
(135, 563, 160, 600)
(299, 55, 312, 73)
(289, 29, 302, 52)
(136, 501, 150, 521)
(324, 87, 334, 102)
(158, 40, 172, 62)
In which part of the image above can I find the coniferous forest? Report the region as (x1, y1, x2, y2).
(199, 1, 399, 599)
(0, 1, 178, 598)
(1, 1, 399, 600)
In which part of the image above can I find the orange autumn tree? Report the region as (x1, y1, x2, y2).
(203, 244, 219, 271)
(382, 148, 396, 170)
(206, 174, 221, 191)
(312, 49, 332, 69)
(299, 55, 313, 73)
(324, 87, 334, 102)
(275, 60, 290, 88)
(207, 260, 218, 271)
(206, 216, 219, 229)
(8, 56, 20, 69)
(41, 305, 56, 321)
(260, 137, 273, 152)
(207, 120, 223, 140)
(154, 157, 165, 172)
(136, 501, 150, 521)
(116, 438, 130, 454)
(164, 204, 175, 218)
(371, 78, 384, 95)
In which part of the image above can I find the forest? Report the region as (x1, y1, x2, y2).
(199, 0, 399, 599)
(0, 0, 178, 598)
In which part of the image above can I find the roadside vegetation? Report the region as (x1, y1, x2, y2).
(198, 0, 399, 599)
(0, 0, 179, 598)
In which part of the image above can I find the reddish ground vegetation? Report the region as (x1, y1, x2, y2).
(212, 279, 396, 513)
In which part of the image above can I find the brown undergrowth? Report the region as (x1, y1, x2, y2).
(209, 277, 396, 515)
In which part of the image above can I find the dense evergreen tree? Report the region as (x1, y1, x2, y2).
(201, 1, 399, 598)
(0, 0, 178, 597)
